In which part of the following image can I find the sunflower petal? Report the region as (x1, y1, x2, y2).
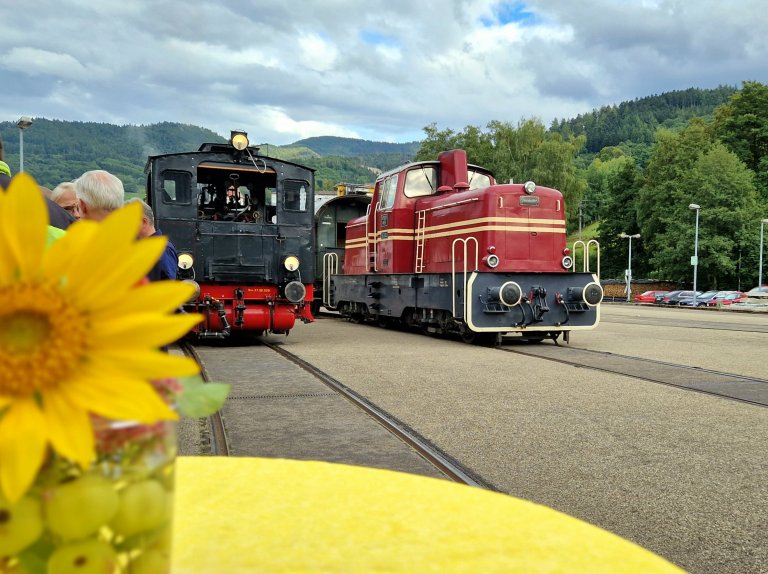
(91, 313, 203, 348)
(87, 349, 200, 379)
(61, 203, 145, 291)
(65, 237, 168, 301)
(0, 174, 47, 283)
(91, 280, 198, 317)
(42, 390, 95, 467)
(0, 400, 48, 503)
(41, 219, 99, 279)
(63, 375, 178, 423)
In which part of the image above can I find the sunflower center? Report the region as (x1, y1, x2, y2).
(0, 313, 51, 353)
(0, 283, 87, 396)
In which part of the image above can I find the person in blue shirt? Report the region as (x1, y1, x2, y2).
(125, 197, 178, 281)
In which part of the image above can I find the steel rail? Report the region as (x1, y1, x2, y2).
(264, 341, 493, 489)
(179, 341, 230, 456)
(499, 344, 768, 408)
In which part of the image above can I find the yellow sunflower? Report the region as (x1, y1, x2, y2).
(0, 173, 202, 503)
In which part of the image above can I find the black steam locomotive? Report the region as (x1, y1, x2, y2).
(145, 131, 315, 338)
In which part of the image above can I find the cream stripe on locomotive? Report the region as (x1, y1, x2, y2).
(425, 216, 565, 232)
(344, 216, 565, 249)
(344, 226, 564, 249)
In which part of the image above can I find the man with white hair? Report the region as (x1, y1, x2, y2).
(75, 169, 124, 221)
(51, 181, 81, 219)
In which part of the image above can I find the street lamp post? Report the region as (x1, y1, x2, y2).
(619, 232, 641, 302)
(16, 116, 33, 173)
(759, 218, 768, 287)
(689, 204, 701, 307)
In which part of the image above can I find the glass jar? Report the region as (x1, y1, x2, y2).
(0, 418, 177, 573)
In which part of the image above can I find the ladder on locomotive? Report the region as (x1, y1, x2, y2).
(414, 209, 427, 273)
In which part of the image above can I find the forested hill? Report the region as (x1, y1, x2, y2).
(550, 85, 738, 152)
(292, 136, 420, 157)
(0, 85, 744, 193)
(0, 120, 225, 194)
(0, 120, 415, 193)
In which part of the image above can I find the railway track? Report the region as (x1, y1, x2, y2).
(179, 339, 489, 488)
(179, 342, 229, 456)
(500, 343, 768, 407)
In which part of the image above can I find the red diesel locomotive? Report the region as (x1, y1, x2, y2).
(323, 149, 603, 344)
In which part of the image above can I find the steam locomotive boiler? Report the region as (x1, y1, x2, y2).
(145, 131, 315, 338)
(323, 149, 602, 344)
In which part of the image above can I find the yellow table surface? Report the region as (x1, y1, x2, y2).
(172, 456, 685, 573)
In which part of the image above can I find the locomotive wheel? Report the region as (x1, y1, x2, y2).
(459, 326, 499, 346)
(520, 333, 546, 343)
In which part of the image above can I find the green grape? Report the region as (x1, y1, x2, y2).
(0, 494, 44, 556)
(43, 475, 119, 541)
(129, 548, 170, 574)
(47, 539, 117, 574)
(110, 480, 168, 538)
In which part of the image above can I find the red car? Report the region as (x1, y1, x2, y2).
(634, 290, 668, 304)
(706, 291, 747, 306)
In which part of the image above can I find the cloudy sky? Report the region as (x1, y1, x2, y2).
(1, 0, 766, 145)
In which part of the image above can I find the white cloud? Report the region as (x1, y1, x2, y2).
(2, 47, 89, 80)
(0, 0, 766, 145)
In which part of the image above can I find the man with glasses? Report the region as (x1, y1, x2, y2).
(51, 181, 82, 219)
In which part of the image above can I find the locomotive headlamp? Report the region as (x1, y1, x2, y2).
(284, 256, 300, 271)
(230, 130, 249, 151)
(485, 254, 500, 268)
(523, 181, 536, 194)
(178, 253, 194, 270)
(561, 255, 574, 270)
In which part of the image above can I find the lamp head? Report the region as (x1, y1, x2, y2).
(230, 130, 249, 151)
(17, 116, 33, 130)
(688, 203, 700, 210)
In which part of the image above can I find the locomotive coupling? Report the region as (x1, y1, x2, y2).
(283, 281, 306, 304)
(486, 281, 523, 307)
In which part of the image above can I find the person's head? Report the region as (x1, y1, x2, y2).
(51, 182, 81, 219)
(125, 197, 156, 238)
(75, 170, 124, 221)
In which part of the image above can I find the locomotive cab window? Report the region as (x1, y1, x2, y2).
(161, 171, 192, 204)
(378, 174, 398, 210)
(467, 169, 492, 190)
(284, 180, 309, 212)
(404, 167, 437, 198)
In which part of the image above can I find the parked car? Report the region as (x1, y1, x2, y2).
(664, 290, 702, 305)
(656, 290, 682, 304)
(707, 291, 747, 306)
(634, 290, 669, 304)
(678, 290, 719, 307)
(744, 286, 768, 303)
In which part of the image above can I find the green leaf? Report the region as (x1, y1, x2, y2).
(177, 375, 230, 418)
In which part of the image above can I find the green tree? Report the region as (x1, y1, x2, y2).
(637, 119, 714, 261)
(640, 124, 758, 288)
(595, 157, 642, 279)
(714, 80, 768, 201)
(418, 120, 587, 229)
